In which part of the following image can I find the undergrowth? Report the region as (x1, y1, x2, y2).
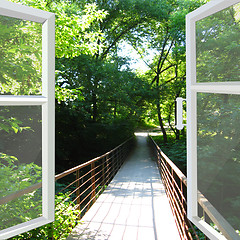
(151, 133, 187, 175)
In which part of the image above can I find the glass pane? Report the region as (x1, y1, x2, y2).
(0, 106, 42, 230)
(0, 15, 42, 95)
(197, 93, 240, 233)
(196, 3, 240, 82)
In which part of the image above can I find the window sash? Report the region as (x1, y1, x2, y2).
(0, 1, 55, 239)
(186, 0, 240, 239)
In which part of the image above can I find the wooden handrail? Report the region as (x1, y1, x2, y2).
(0, 137, 133, 205)
(149, 135, 239, 240)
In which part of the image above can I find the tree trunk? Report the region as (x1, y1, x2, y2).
(176, 129, 180, 140)
(157, 103, 167, 143)
(168, 112, 180, 140)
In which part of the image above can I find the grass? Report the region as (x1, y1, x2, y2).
(135, 120, 159, 131)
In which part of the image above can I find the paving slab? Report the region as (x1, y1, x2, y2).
(67, 133, 180, 240)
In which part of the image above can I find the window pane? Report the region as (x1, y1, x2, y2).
(0, 106, 42, 230)
(196, 3, 240, 83)
(197, 93, 240, 232)
(0, 15, 42, 95)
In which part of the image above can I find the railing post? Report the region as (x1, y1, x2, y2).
(180, 179, 187, 238)
(76, 169, 80, 212)
(106, 153, 110, 184)
(121, 145, 124, 164)
(112, 151, 115, 177)
(91, 162, 96, 202)
(118, 146, 121, 170)
(114, 148, 118, 174)
(116, 147, 120, 173)
(159, 151, 161, 176)
(102, 156, 106, 186)
(120, 144, 123, 165)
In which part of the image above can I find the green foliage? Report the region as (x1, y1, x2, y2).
(0, 116, 31, 134)
(55, 103, 135, 171)
(0, 156, 42, 230)
(0, 106, 43, 230)
(197, 93, 240, 230)
(96, 185, 107, 199)
(0, 154, 80, 238)
(3, 0, 240, 236)
(55, 85, 84, 104)
(11, 192, 81, 240)
(6, 0, 202, 168)
(0, 156, 41, 198)
(0, 15, 42, 95)
(10, 0, 109, 58)
(151, 132, 187, 174)
(7, 0, 151, 170)
(188, 226, 206, 240)
(133, 0, 206, 141)
(196, 3, 240, 82)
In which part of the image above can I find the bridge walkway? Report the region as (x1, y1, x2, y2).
(67, 133, 180, 240)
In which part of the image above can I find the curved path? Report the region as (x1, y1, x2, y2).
(67, 133, 180, 240)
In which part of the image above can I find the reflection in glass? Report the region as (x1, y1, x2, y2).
(0, 15, 42, 95)
(0, 106, 42, 230)
(196, 3, 240, 82)
(197, 93, 240, 232)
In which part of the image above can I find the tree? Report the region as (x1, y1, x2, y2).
(131, 0, 206, 142)
(57, 0, 172, 122)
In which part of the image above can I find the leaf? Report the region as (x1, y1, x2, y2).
(11, 126, 18, 133)
(0, 123, 10, 133)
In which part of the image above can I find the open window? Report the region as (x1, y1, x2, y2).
(186, 0, 240, 239)
(0, 1, 55, 239)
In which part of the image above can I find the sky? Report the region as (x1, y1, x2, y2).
(118, 41, 157, 72)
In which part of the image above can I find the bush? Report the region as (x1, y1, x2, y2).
(11, 192, 81, 240)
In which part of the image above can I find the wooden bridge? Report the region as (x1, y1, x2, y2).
(67, 133, 180, 240)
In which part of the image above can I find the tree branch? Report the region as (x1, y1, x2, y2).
(130, 42, 157, 73)
(100, 21, 140, 59)
(158, 39, 174, 73)
(159, 64, 174, 74)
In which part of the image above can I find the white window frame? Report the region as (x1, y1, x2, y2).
(186, 0, 240, 239)
(0, 1, 55, 239)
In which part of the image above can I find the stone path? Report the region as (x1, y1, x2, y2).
(67, 133, 180, 240)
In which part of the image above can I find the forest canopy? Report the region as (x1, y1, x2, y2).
(0, 0, 208, 171)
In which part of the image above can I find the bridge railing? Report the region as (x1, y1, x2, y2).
(52, 136, 134, 239)
(149, 135, 239, 240)
(53, 138, 133, 239)
(1, 137, 134, 239)
(148, 135, 199, 240)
